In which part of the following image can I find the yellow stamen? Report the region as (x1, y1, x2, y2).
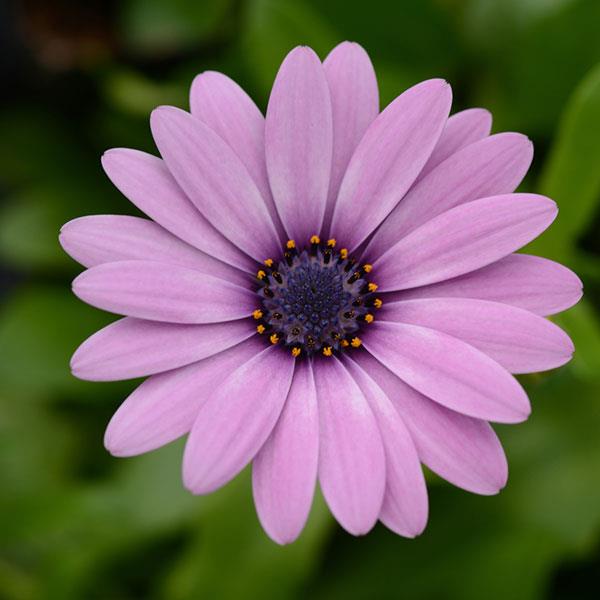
(367, 282, 378, 292)
(340, 248, 348, 259)
(363, 263, 373, 273)
(270, 333, 279, 345)
(252, 309, 263, 320)
(322, 346, 333, 357)
(256, 324, 266, 334)
(364, 314, 374, 324)
(310, 235, 321, 244)
(327, 238, 336, 248)
(351, 337, 362, 348)
(286, 239, 296, 249)
(291, 347, 301, 358)
(340, 339, 350, 348)
(257, 270, 266, 280)
(264, 258, 274, 267)
(373, 298, 383, 309)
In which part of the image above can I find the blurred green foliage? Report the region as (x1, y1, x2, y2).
(1, 0, 600, 598)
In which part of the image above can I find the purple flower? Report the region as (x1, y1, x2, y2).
(60, 42, 582, 544)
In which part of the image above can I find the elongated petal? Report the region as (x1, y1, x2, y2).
(265, 46, 333, 242)
(314, 358, 385, 535)
(322, 41, 379, 232)
(151, 106, 279, 261)
(183, 346, 294, 494)
(366, 133, 533, 256)
(386, 253, 583, 316)
(330, 79, 451, 250)
(419, 108, 492, 178)
(101, 149, 254, 271)
(190, 71, 284, 239)
(376, 194, 557, 291)
(59, 215, 249, 287)
(355, 352, 508, 495)
(253, 361, 319, 544)
(71, 317, 254, 381)
(105, 338, 262, 456)
(345, 357, 428, 537)
(382, 298, 573, 374)
(364, 321, 530, 423)
(73, 260, 254, 323)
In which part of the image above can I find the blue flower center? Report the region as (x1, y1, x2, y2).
(253, 238, 381, 357)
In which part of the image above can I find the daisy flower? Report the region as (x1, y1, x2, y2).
(60, 42, 582, 544)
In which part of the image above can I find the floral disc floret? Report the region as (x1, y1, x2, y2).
(253, 236, 381, 357)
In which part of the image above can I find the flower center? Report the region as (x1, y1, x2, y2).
(252, 236, 382, 357)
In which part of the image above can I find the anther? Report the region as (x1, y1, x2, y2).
(327, 238, 336, 248)
(367, 282, 378, 292)
(286, 239, 296, 250)
(291, 347, 301, 358)
(264, 258, 274, 268)
(364, 314, 374, 324)
(362, 264, 373, 273)
(270, 333, 279, 344)
(257, 324, 266, 334)
(252, 309, 263, 320)
(331, 331, 341, 341)
(347, 271, 361, 284)
(310, 235, 321, 245)
(351, 337, 362, 348)
(340, 248, 348, 260)
(373, 298, 383, 309)
(341, 339, 350, 348)
(257, 270, 266, 280)
(322, 346, 333, 357)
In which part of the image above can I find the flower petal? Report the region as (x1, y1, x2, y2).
(330, 79, 452, 250)
(386, 253, 583, 316)
(313, 357, 385, 535)
(355, 352, 508, 495)
(150, 106, 279, 262)
(265, 46, 333, 242)
(104, 337, 262, 456)
(366, 132, 533, 257)
(344, 357, 428, 538)
(252, 360, 319, 545)
(363, 321, 530, 423)
(183, 346, 294, 494)
(101, 149, 254, 271)
(59, 215, 249, 287)
(71, 317, 254, 381)
(189, 71, 285, 239)
(72, 260, 254, 323)
(322, 41, 379, 232)
(418, 108, 492, 178)
(375, 194, 557, 292)
(382, 298, 574, 374)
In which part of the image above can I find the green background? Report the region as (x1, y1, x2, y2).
(1, 0, 600, 598)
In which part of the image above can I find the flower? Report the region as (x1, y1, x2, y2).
(60, 41, 582, 544)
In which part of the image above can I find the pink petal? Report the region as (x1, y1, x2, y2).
(382, 298, 574, 374)
(330, 79, 452, 250)
(355, 352, 508, 495)
(313, 358, 385, 535)
(386, 253, 583, 316)
(252, 360, 319, 545)
(265, 46, 333, 242)
(183, 346, 294, 494)
(375, 194, 557, 292)
(363, 321, 530, 423)
(72, 260, 254, 323)
(150, 106, 279, 262)
(101, 149, 254, 271)
(189, 71, 285, 240)
(59, 215, 249, 287)
(366, 132, 533, 257)
(344, 357, 428, 538)
(322, 41, 379, 232)
(71, 317, 254, 381)
(105, 337, 262, 456)
(418, 108, 492, 178)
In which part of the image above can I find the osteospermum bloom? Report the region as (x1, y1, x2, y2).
(60, 42, 582, 544)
